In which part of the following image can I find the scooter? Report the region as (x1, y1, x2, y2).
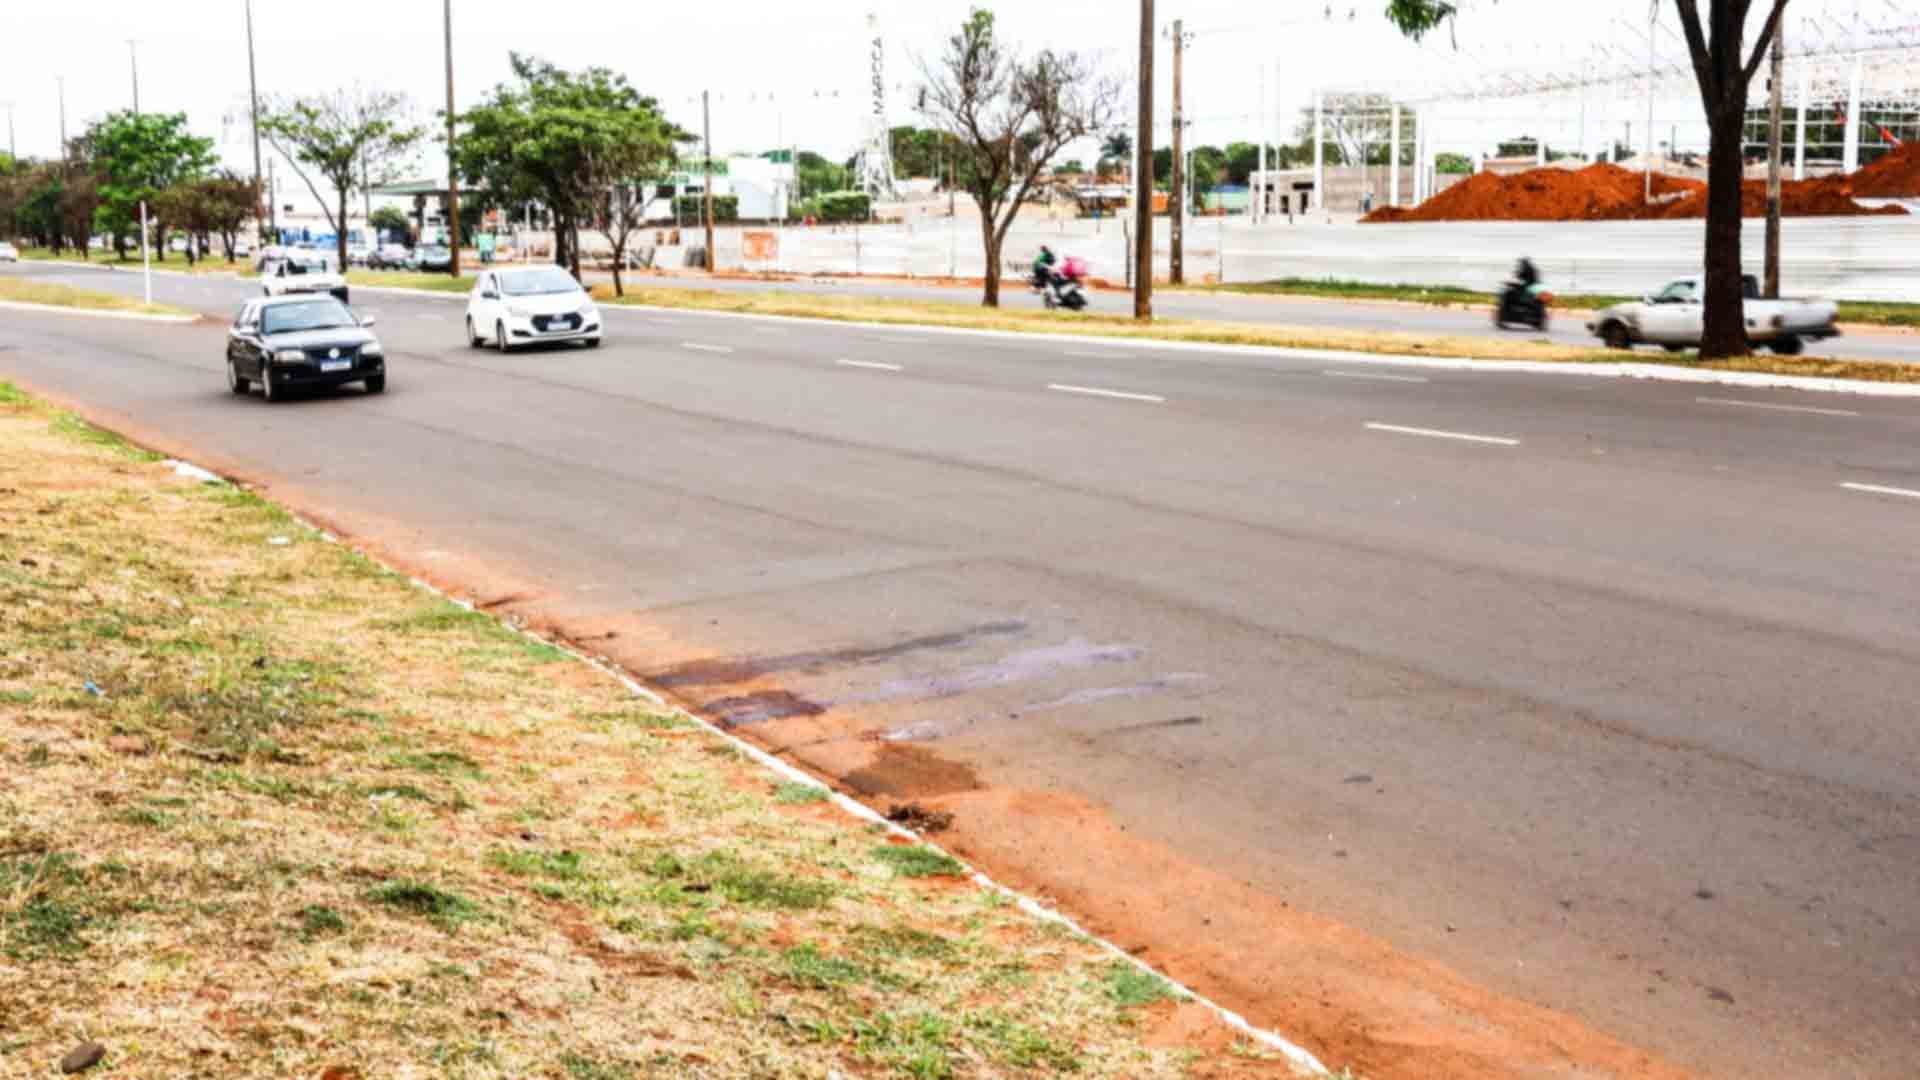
(1037, 256, 1090, 312)
(1493, 281, 1551, 330)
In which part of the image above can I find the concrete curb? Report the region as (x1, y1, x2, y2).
(0, 299, 197, 324)
(607, 302, 1920, 399)
(152, 452, 1330, 1078)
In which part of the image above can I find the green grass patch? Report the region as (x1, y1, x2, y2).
(850, 1011, 956, 1079)
(366, 879, 483, 929)
(377, 603, 569, 663)
(645, 850, 837, 911)
(50, 412, 160, 461)
(385, 749, 482, 778)
(0, 853, 96, 958)
(0, 275, 195, 317)
(774, 782, 829, 805)
(783, 944, 867, 988)
(0, 381, 29, 406)
(346, 270, 473, 293)
(488, 848, 589, 880)
(558, 1053, 633, 1080)
(871, 845, 967, 879)
(1102, 960, 1182, 1007)
(296, 904, 348, 939)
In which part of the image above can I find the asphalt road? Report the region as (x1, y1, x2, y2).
(598, 267, 1920, 364)
(4, 261, 1919, 1076)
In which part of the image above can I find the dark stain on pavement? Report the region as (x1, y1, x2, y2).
(700, 689, 826, 728)
(843, 743, 983, 799)
(651, 619, 1029, 689)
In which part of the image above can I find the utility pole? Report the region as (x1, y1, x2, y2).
(57, 77, 67, 162)
(1764, 24, 1784, 299)
(1256, 65, 1266, 224)
(1643, 1, 1655, 203)
(702, 90, 715, 274)
(128, 40, 141, 115)
(1133, 0, 1154, 321)
(443, 0, 461, 276)
(4, 102, 14, 164)
(1168, 18, 1186, 285)
(246, 0, 265, 242)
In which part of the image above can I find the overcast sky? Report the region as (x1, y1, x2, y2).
(2, 1, 1884, 176)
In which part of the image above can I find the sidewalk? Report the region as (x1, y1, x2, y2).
(0, 382, 1304, 1078)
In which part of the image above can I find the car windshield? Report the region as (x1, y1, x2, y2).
(499, 268, 581, 296)
(420, 247, 449, 257)
(262, 300, 357, 334)
(286, 258, 330, 274)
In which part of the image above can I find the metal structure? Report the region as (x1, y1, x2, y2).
(853, 13, 899, 200)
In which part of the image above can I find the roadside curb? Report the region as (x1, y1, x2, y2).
(609, 303, 1920, 398)
(0, 299, 197, 324)
(146, 448, 1331, 1078)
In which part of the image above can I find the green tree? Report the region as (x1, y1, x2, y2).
(918, 8, 1120, 306)
(57, 170, 101, 258)
(794, 151, 849, 200)
(1055, 159, 1086, 175)
(455, 54, 689, 280)
(369, 205, 412, 244)
(1098, 131, 1132, 177)
(1435, 152, 1473, 175)
(263, 88, 424, 272)
(86, 111, 216, 260)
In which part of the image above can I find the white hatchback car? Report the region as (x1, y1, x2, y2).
(465, 266, 601, 352)
(0, 241, 19, 262)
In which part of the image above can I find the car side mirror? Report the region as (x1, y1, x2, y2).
(481, 290, 499, 300)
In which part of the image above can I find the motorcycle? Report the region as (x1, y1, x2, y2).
(1036, 256, 1090, 312)
(1493, 280, 1551, 331)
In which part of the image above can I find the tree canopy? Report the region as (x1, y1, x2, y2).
(455, 54, 688, 278)
(263, 87, 423, 269)
(85, 111, 216, 255)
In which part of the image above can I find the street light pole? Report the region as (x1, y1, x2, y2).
(1133, 0, 1154, 321)
(1168, 18, 1185, 286)
(245, 0, 265, 243)
(129, 40, 141, 115)
(443, 0, 461, 277)
(57, 76, 67, 161)
(702, 90, 715, 275)
(1764, 24, 1785, 299)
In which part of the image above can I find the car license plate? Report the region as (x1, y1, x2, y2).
(319, 360, 351, 373)
(548, 319, 573, 332)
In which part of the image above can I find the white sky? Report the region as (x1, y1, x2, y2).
(1, 1, 1882, 176)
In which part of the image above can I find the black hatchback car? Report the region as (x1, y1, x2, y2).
(226, 295, 386, 401)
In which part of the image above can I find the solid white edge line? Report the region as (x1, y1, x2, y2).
(1696, 396, 1860, 417)
(1048, 382, 1166, 403)
(0, 299, 196, 324)
(835, 358, 903, 371)
(598, 303, 1920, 399)
(681, 342, 733, 354)
(1323, 369, 1430, 383)
(142, 450, 1330, 1078)
(1840, 481, 1920, 500)
(1366, 422, 1519, 446)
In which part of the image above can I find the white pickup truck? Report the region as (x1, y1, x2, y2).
(1586, 275, 1839, 355)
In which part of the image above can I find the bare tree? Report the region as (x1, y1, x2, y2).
(919, 8, 1120, 307)
(263, 88, 423, 273)
(597, 184, 651, 297)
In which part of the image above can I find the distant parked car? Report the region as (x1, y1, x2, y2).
(346, 243, 373, 268)
(0, 242, 18, 262)
(225, 294, 385, 401)
(259, 254, 349, 304)
(410, 244, 452, 272)
(465, 265, 601, 352)
(368, 243, 411, 270)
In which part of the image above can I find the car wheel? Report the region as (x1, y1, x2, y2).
(584, 337, 602, 349)
(1601, 322, 1634, 351)
(227, 357, 250, 395)
(467, 317, 483, 349)
(1662, 344, 1687, 353)
(364, 374, 387, 394)
(1770, 334, 1804, 356)
(495, 321, 511, 354)
(261, 365, 281, 402)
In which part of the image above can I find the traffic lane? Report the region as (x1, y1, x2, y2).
(604, 268, 1919, 363)
(5, 310, 1918, 1073)
(16, 305, 1917, 795)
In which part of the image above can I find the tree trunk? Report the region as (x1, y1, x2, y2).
(336, 193, 351, 275)
(1698, 105, 1750, 359)
(114, 232, 126, 260)
(611, 241, 624, 297)
(154, 225, 167, 262)
(570, 223, 582, 282)
(980, 213, 1001, 308)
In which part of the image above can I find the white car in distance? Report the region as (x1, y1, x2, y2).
(260, 254, 349, 304)
(0, 241, 19, 262)
(465, 266, 601, 352)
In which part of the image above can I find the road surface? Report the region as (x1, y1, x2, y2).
(4, 261, 1918, 1077)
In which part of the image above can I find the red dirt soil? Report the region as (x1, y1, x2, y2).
(1851, 140, 1920, 198)
(1365, 160, 1907, 223)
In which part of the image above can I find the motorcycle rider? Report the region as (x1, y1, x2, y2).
(1498, 256, 1545, 328)
(1032, 245, 1058, 292)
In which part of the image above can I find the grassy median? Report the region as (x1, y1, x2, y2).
(0, 277, 194, 317)
(593, 283, 1920, 384)
(344, 270, 472, 293)
(0, 383, 1280, 1078)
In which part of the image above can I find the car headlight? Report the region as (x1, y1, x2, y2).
(507, 304, 532, 318)
(577, 304, 598, 319)
(360, 343, 383, 357)
(274, 349, 305, 363)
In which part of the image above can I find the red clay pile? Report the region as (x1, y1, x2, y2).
(1850, 140, 1920, 198)
(1365, 158, 1909, 223)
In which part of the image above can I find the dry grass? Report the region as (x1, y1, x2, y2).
(0, 383, 1244, 1078)
(17, 246, 252, 277)
(0, 278, 194, 317)
(591, 284, 1920, 384)
(345, 271, 472, 293)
